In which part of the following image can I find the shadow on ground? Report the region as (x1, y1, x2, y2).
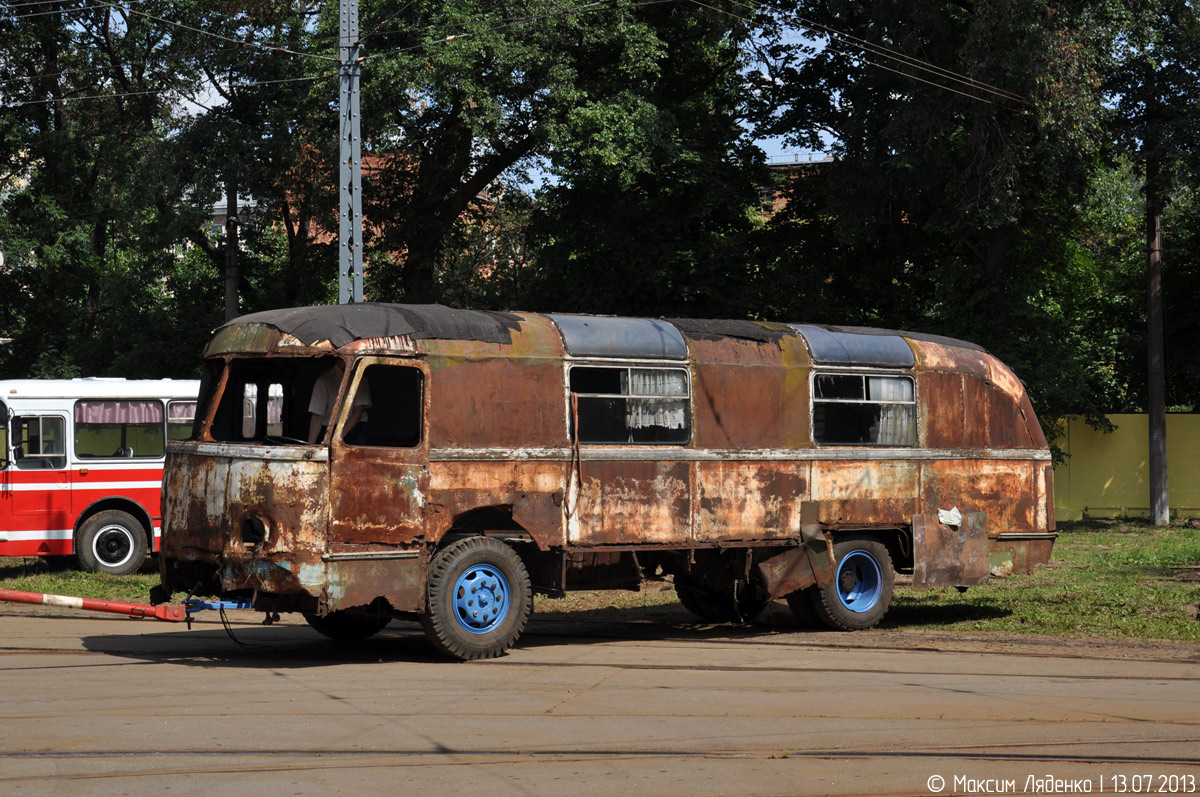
(77, 588, 1012, 669)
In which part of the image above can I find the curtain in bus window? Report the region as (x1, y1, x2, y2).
(74, 400, 165, 458)
(75, 400, 164, 424)
(626, 369, 688, 431)
(628, 368, 687, 397)
(869, 377, 916, 445)
(241, 385, 284, 438)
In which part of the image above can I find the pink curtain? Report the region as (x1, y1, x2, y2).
(75, 400, 164, 424)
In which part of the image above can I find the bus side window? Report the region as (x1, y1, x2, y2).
(14, 416, 67, 470)
(74, 400, 165, 458)
(812, 374, 917, 446)
(569, 366, 691, 445)
(167, 401, 197, 441)
(343, 364, 422, 447)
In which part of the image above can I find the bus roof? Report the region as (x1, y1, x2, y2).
(0, 378, 201, 401)
(206, 303, 989, 367)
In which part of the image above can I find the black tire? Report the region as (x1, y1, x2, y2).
(421, 536, 531, 661)
(808, 535, 895, 631)
(675, 576, 768, 623)
(75, 510, 147, 576)
(304, 610, 391, 641)
(785, 586, 823, 628)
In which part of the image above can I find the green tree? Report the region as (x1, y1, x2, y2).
(748, 0, 1119, 426)
(0, 0, 212, 376)
(524, 2, 766, 318)
(354, 0, 760, 303)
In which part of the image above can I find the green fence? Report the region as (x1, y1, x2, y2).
(1054, 414, 1200, 521)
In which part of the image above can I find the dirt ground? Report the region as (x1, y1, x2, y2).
(1, 600, 1198, 796)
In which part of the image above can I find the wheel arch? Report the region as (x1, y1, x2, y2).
(827, 527, 911, 572)
(73, 497, 154, 553)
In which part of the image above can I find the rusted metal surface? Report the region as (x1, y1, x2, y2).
(921, 458, 1042, 535)
(963, 374, 992, 448)
(810, 460, 920, 526)
(756, 519, 836, 600)
(426, 460, 567, 549)
(571, 460, 691, 545)
(988, 534, 1056, 575)
(689, 337, 787, 450)
(695, 462, 807, 541)
(160, 443, 330, 601)
(159, 304, 1058, 631)
(912, 512, 990, 587)
(919, 371, 967, 450)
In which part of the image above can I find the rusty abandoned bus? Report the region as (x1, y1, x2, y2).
(152, 305, 1055, 660)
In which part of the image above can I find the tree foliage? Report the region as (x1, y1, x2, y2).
(745, 0, 1163, 424)
(0, 0, 1196, 427)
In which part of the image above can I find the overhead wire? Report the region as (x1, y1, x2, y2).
(364, 0, 677, 58)
(6, 0, 1024, 113)
(117, 3, 337, 62)
(4, 73, 331, 107)
(2, 0, 145, 9)
(689, 0, 1027, 108)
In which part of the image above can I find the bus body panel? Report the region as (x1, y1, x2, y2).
(155, 305, 1055, 643)
(0, 380, 200, 566)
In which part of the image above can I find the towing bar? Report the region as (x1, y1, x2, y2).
(0, 589, 187, 622)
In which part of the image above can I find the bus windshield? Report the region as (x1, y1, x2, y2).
(204, 358, 338, 444)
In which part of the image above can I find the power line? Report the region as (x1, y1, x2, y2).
(3, 73, 330, 108)
(691, 0, 1027, 107)
(2, 0, 145, 9)
(366, 0, 677, 59)
(117, 4, 337, 63)
(5, 1, 130, 21)
(825, 45, 1006, 108)
(3, 1, 335, 63)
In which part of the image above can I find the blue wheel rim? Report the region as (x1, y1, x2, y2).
(836, 550, 883, 613)
(453, 564, 510, 635)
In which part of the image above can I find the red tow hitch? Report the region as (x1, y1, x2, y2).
(0, 589, 186, 622)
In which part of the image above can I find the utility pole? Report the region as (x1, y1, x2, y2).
(224, 172, 239, 322)
(338, 0, 364, 304)
(1146, 161, 1169, 526)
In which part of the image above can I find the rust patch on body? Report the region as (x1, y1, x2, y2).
(695, 463, 808, 541)
(912, 512, 990, 587)
(572, 460, 690, 545)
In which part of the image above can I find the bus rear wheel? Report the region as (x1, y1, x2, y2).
(75, 510, 147, 576)
(421, 536, 531, 661)
(807, 535, 894, 631)
(675, 576, 768, 623)
(304, 610, 391, 641)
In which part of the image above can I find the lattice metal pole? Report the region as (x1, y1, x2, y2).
(338, 0, 364, 304)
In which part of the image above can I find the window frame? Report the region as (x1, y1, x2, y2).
(810, 369, 919, 448)
(566, 360, 693, 446)
(12, 413, 68, 470)
(336, 359, 425, 449)
(167, 401, 198, 442)
(72, 398, 167, 460)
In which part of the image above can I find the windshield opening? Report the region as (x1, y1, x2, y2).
(202, 357, 341, 444)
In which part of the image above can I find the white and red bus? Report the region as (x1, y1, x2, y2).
(0, 378, 200, 575)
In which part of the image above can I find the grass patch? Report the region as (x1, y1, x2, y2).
(0, 519, 1196, 643)
(0, 557, 159, 604)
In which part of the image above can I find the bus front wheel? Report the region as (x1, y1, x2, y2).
(76, 510, 147, 576)
(807, 535, 894, 631)
(421, 536, 531, 661)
